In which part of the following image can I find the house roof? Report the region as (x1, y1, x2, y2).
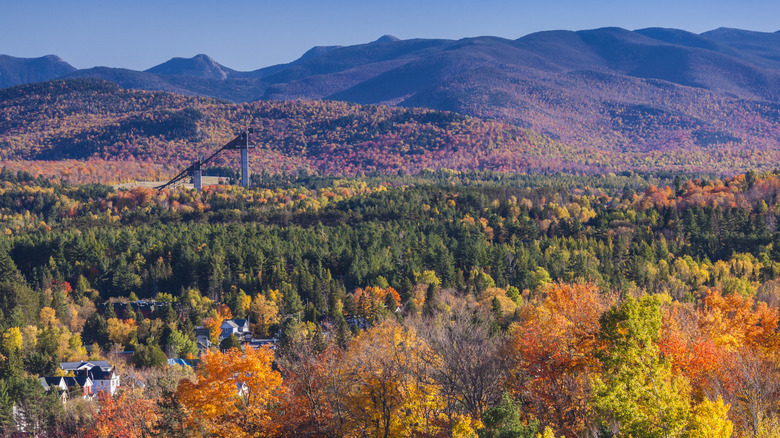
(60, 361, 115, 381)
(221, 320, 239, 329)
(247, 338, 277, 350)
(41, 376, 92, 391)
(40, 377, 66, 391)
(63, 376, 92, 387)
(60, 360, 113, 372)
(220, 319, 249, 329)
(194, 327, 211, 337)
(167, 358, 193, 368)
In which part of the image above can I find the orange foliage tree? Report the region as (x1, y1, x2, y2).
(660, 289, 780, 433)
(203, 303, 233, 345)
(176, 345, 285, 437)
(277, 343, 348, 437)
(85, 390, 159, 438)
(508, 282, 612, 435)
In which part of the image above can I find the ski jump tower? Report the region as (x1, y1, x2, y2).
(157, 128, 254, 191)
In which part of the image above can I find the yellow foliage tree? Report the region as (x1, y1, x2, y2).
(451, 414, 481, 438)
(756, 414, 780, 438)
(40, 306, 58, 328)
(20, 325, 38, 354)
(106, 318, 137, 349)
(2, 327, 22, 352)
(249, 294, 279, 338)
(687, 396, 733, 438)
(537, 426, 563, 438)
(341, 320, 450, 437)
(479, 287, 517, 316)
(240, 292, 252, 315)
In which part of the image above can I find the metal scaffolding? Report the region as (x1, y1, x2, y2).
(156, 128, 254, 191)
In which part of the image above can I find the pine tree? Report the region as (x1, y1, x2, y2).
(282, 287, 304, 319)
(0, 249, 19, 283)
(0, 379, 12, 428)
(384, 291, 398, 314)
(104, 302, 117, 319)
(423, 283, 439, 317)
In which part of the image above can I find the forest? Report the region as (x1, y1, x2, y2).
(4, 78, 780, 186)
(0, 166, 779, 437)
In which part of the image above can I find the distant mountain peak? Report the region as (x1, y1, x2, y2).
(0, 54, 76, 88)
(704, 27, 775, 36)
(145, 54, 234, 80)
(374, 35, 400, 43)
(297, 45, 343, 62)
(191, 54, 215, 62)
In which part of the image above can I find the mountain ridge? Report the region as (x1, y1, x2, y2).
(3, 27, 780, 171)
(0, 54, 76, 88)
(145, 54, 237, 80)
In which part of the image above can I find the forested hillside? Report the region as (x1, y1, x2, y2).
(0, 79, 580, 181)
(1, 168, 780, 436)
(2, 78, 780, 184)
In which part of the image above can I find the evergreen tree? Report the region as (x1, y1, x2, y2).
(104, 302, 117, 319)
(0, 379, 11, 429)
(219, 334, 242, 352)
(384, 291, 398, 314)
(478, 392, 539, 438)
(132, 344, 168, 368)
(282, 287, 304, 319)
(0, 249, 19, 283)
(422, 283, 440, 317)
(82, 313, 110, 350)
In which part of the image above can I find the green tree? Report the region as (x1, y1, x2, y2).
(478, 392, 539, 438)
(219, 333, 242, 352)
(0, 379, 11, 428)
(591, 294, 690, 438)
(104, 302, 117, 319)
(132, 344, 168, 368)
(81, 313, 110, 350)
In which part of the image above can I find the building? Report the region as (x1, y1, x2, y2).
(219, 319, 250, 342)
(39, 375, 94, 401)
(59, 360, 120, 395)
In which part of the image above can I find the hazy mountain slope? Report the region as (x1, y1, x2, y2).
(146, 54, 238, 80)
(63, 67, 265, 102)
(702, 28, 780, 68)
(0, 55, 76, 88)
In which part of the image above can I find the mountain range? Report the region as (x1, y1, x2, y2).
(3, 27, 780, 176)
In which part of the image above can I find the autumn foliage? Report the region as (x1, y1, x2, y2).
(7, 169, 780, 437)
(85, 390, 158, 438)
(176, 346, 284, 437)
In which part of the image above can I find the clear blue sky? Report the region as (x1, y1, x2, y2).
(2, 0, 778, 71)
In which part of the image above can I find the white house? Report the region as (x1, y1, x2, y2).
(39, 376, 94, 401)
(219, 319, 250, 342)
(60, 360, 120, 395)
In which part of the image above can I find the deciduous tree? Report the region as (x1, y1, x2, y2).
(176, 345, 284, 437)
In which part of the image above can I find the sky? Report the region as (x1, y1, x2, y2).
(2, 0, 779, 71)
